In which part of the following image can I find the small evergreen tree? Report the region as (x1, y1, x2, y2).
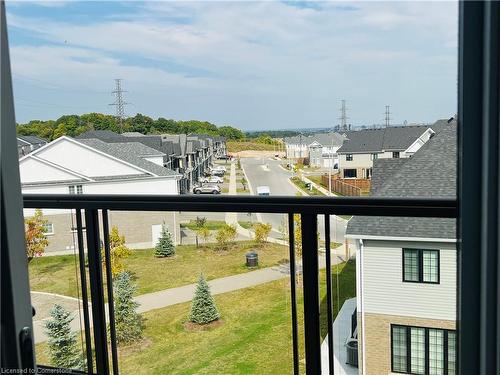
(114, 271, 143, 345)
(44, 304, 85, 370)
(189, 273, 220, 324)
(102, 226, 131, 277)
(155, 224, 175, 257)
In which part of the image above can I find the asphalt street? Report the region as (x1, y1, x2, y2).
(240, 157, 347, 244)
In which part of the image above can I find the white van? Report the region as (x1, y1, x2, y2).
(257, 186, 270, 196)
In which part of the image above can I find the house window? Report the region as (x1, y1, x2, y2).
(371, 153, 378, 160)
(343, 169, 357, 178)
(391, 325, 456, 375)
(403, 249, 439, 283)
(346, 154, 353, 161)
(42, 223, 54, 235)
(69, 185, 83, 194)
(393, 151, 400, 158)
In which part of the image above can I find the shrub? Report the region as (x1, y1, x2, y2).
(197, 226, 212, 246)
(103, 226, 131, 277)
(155, 224, 175, 257)
(44, 304, 85, 370)
(188, 273, 220, 324)
(215, 224, 237, 251)
(254, 223, 272, 244)
(113, 272, 143, 345)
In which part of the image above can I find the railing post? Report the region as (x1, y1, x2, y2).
(75, 209, 93, 374)
(301, 213, 321, 374)
(85, 209, 110, 375)
(288, 213, 300, 375)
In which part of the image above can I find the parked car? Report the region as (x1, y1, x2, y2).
(199, 176, 224, 184)
(211, 165, 226, 171)
(193, 184, 221, 194)
(211, 169, 225, 177)
(217, 155, 232, 160)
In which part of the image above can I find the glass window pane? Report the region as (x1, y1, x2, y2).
(429, 329, 444, 375)
(404, 249, 419, 281)
(410, 327, 425, 374)
(448, 332, 457, 375)
(392, 326, 407, 372)
(423, 250, 439, 282)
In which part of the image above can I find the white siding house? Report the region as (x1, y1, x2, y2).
(20, 136, 182, 252)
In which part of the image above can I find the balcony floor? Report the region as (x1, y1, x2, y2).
(321, 297, 358, 375)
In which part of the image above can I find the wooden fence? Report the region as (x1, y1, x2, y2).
(321, 175, 371, 196)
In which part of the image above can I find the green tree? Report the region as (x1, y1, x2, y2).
(188, 273, 220, 324)
(25, 208, 49, 263)
(241, 177, 247, 191)
(254, 223, 272, 245)
(194, 216, 207, 248)
(215, 224, 237, 251)
(103, 226, 132, 277)
(198, 226, 212, 246)
(113, 272, 143, 345)
(155, 224, 175, 257)
(44, 304, 85, 370)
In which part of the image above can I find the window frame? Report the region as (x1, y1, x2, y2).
(346, 153, 353, 161)
(343, 168, 357, 178)
(391, 324, 456, 375)
(69, 184, 83, 195)
(402, 248, 440, 284)
(42, 222, 54, 235)
(393, 151, 401, 158)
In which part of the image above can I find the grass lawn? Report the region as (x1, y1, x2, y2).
(238, 221, 253, 229)
(307, 174, 327, 187)
(290, 177, 324, 196)
(36, 260, 356, 374)
(29, 241, 289, 298)
(180, 220, 227, 231)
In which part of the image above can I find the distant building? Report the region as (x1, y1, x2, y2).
(17, 135, 47, 157)
(283, 132, 345, 167)
(337, 123, 441, 179)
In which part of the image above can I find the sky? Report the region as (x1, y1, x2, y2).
(6, 0, 458, 130)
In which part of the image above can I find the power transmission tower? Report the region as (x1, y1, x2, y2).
(384, 105, 391, 127)
(109, 79, 130, 132)
(338, 99, 349, 132)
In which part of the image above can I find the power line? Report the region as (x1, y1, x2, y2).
(108, 79, 130, 132)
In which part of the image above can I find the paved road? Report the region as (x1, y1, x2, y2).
(241, 157, 347, 244)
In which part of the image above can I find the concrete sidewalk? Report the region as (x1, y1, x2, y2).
(32, 246, 348, 344)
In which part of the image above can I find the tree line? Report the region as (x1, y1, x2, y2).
(16, 112, 246, 141)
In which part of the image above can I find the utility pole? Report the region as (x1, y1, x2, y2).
(339, 100, 349, 132)
(109, 79, 129, 132)
(384, 105, 391, 127)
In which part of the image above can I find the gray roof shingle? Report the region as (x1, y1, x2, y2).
(284, 132, 345, 147)
(370, 158, 408, 195)
(338, 125, 431, 154)
(78, 139, 177, 177)
(347, 122, 456, 240)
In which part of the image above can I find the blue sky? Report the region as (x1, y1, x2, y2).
(6, 0, 458, 130)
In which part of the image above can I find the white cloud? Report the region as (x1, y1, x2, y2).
(7, 1, 459, 128)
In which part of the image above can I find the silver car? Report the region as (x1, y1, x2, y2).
(193, 184, 221, 194)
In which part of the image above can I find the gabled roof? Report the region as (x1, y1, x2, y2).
(337, 125, 431, 154)
(284, 132, 345, 147)
(18, 135, 47, 144)
(78, 139, 177, 177)
(77, 130, 125, 142)
(346, 122, 456, 240)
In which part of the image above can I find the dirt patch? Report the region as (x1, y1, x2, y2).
(183, 319, 224, 332)
(118, 337, 152, 355)
(233, 150, 285, 158)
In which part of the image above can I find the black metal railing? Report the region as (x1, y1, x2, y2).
(24, 194, 457, 375)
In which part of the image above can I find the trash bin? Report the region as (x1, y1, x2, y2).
(246, 251, 258, 268)
(305, 182, 312, 191)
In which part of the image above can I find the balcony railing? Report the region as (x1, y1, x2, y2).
(23, 194, 456, 375)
